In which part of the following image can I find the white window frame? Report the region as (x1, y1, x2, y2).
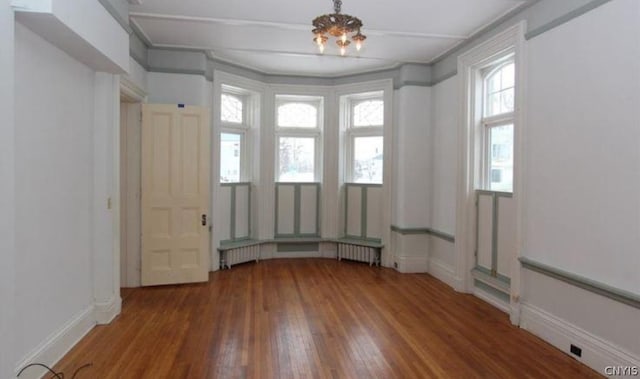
(220, 85, 253, 183)
(480, 58, 515, 191)
(343, 91, 385, 184)
(275, 95, 323, 183)
(455, 22, 525, 316)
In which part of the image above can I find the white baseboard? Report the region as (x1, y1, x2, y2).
(428, 258, 457, 288)
(14, 306, 95, 379)
(94, 296, 122, 325)
(520, 303, 640, 376)
(395, 255, 429, 273)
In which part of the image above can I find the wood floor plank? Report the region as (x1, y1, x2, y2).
(53, 259, 602, 378)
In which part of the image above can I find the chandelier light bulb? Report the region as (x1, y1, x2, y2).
(311, 0, 366, 57)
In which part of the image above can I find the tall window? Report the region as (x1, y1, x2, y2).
(482, 59, 514, 192)
(220, 87, 249, 183)
(276, 96, 322, 182)
(344, 92, 384, 184)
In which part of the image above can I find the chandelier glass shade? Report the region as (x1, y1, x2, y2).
(312, 0, 366, 56)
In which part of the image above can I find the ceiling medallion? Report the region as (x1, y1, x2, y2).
(312, 0, 366, 56)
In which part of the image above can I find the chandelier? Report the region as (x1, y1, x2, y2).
(312, 0, 366, 56)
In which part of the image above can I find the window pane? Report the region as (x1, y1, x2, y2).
(485, 62, 515, 117)
(500, 88, 514, 114)
(501, 63, 515, 89)
(278, 103, 317, 128)
(220, 133, 241, 183)
(221, 94, 243, 123)
(278, 137, 315, 182)
(353, 136, 383, 184)
(353, 100, 384, 127)
(489, 124, 513, 192)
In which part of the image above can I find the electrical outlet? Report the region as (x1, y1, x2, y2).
(570, 344, 582, 358)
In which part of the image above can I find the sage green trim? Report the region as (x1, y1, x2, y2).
(491, 193, 499, 275)
(271, 237, 325, 243)
(474, 265, 511, 285)
(248, 185, 252, 237)
(361, 186, 368, 239)
(428, 229, 455, 243)
(390, 225, 455, 243)
(519, 257, 640, 310)
(344, 183, 382, 240)
(316, 184, 321, 236)
(475, 189, 513, 279)
(230, 184, 236, 240)
(221, 183, 251, 243)
(430, 70, 458, 87)
(400, 81, 431, 88)
(220, 237, 254, 248)
(335, 237, 383, 249)
(97, 0, 132, 34)
(218, 237, 384, 251)
(275, 183, 321, 238)
(471, 268, 510, 294)
(277, 243, 319, 253)
(390, 225, 430, 235)
(474, 280, 511, 304)
(147, 66, 207, 77)
(294, 184, 301, 235)
(344, 235, 382, 243)
(274, 184, 279, 236)
(525, 0, 611, 40)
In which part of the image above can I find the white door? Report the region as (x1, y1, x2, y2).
(141, 104, 211, 286)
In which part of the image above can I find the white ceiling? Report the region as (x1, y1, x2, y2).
(130, 0, 530, 77)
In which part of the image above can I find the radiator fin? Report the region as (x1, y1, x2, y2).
(337, 243, 380, 266)
(221, 244, 260, 269)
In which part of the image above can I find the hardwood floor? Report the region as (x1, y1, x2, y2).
(55, 259, 601, 378)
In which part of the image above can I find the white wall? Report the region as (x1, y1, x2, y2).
(518, 0, 640, 366)
(0, 3, 16, 378)
(148, 72, 210, 107)
(430, 76, 458, 236)
(391, 86, 431, 272)
(92, 72, 121, 323)
(392, 86, 431, 227)
(524, 0, 640, 293)
(13, 22, 115, 375)
(426, 75, 458, 270)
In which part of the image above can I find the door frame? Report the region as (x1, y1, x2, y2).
(119, 76, 147, 288)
